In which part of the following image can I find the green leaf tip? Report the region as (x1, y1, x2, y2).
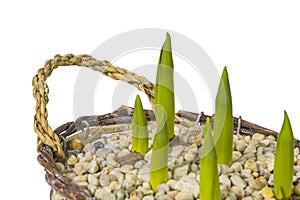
(155, 33, 175, 140)
(214, 66, 233, 166)
(200, 117, 221, 200)
(274, 110, 294, 199)
(131, 95, 149, 154)
(162, 32, 172, 53)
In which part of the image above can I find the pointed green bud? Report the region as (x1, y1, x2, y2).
(214, 67, 234, 166)
(131, 95, 149, 154)
(274, 111, 294, 199)
(155, 32, 175, 140)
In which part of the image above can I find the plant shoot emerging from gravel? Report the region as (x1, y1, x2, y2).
(131, 95, 149, 154)
(274, 111, 294, 199)
(200, 117, 221, 200)
(150, 33, 174, 191)
(155, 32, 175, 140)
(214, 67, 234, 166)
(150, 105, 169, 192)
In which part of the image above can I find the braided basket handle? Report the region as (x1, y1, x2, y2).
(32, 54, 154, 159)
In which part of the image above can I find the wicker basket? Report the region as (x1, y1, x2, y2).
(33, 54, 300, 200)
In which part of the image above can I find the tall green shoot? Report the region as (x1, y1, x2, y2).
(155, 32, 175, 140)
(274, 111, 294, 199)
(200, 117, 221, 200)
(131, 95, 149, 154)
(214, 67, 234, 166)
(150, 33, 174, 191)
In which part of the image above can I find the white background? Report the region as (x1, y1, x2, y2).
(1, 0, 300, 199)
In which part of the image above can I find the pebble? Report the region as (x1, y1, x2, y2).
(219, 164, 234, 174)
(184, 150, 196, 162)
(137, 167, 150, 182)
(96, 148, 112, 159)
(232, 151, 242, 162)
(248, 177, 267, 190)
(259, 186, 274, 198)
(142, 196, 154, 200)
(67, 155, 79, 165)
(95, 190, 116, 200)
(170, 145, 185, 158)
(134, 160, 146, 169)
(231, 162, 243, 173)
(88, 160, 100, 173)
(107, 153, 119, 167)
(231, 186, 245, 198)
(244, 159, 257, 172)
(175, 191, 193, 200)
(173, 176, 199, 198)
(55, 162, 65, 172)
(236, 140, 247, 152)
(156, 183, 170, 193)
(93, 141, 104, 149)
(74, 162, 89, 175)
(220, 174, 231, 188)
(156, 194, 173, 200)
(114, 189, 126, 200)
(73, 175, 87, 182)
(120, 164, 134, 173)
(230, 175, 247, 188)
(173, 164, 189, 179)
(295, 182, 300, 195)
(99, 174, 111, 187)
(75, 181, 89, 188)
(69, 139, 84, 151)
(252, 133, 265, 140)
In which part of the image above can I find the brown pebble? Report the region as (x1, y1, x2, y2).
(130, 190, 143, 199)
(102, 166, 114, 174)
(167, 190, 179, 198)
(69, 139, 84, 151)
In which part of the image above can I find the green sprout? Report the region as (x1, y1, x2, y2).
(155, 32, 175, 140)
(274, 111, 294, 199)
(150, 33, 175, 191)
(214, 67, 234, 166)
(200, 117, 221, 200)
(149, 105, 169, 192)
(131, 95, 149, 154)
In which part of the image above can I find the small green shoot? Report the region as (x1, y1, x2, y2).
(274, 111, 294, 199)
(150, 105, 169, 192)
(200, 117, 221, 200)
(214, 67, 234, 166)
(155, 32, 175, 140)
(131, 95, 149, 154)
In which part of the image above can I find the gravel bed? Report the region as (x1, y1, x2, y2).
(52, 122, 300, 200)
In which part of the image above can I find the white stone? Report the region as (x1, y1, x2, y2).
(88, 160, 100, 173)
(175, 191, 194, 200)
(170, 145, 185, 158)
(219, 174, 231, 188)
(87, 174, 98, 186)
(236, 140, 247, 152)
(184, 150, 196, 162)
(230, 175, 247, 188)
(173, 164, 189, 179)
(174, 176, 199, 198)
